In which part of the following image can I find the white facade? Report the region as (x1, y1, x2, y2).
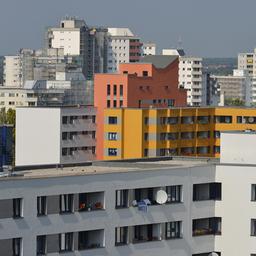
(179, 57, 203, 106)
(142, 43, 156, 56)
(15, 106, 96, 167)
(3, 56, 22, 87)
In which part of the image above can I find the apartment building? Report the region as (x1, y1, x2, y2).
(46, 17, 108, 78)
(103, 107, 256, 160)
(15, 106, 96, 167)
(3, 56, 22, 87)
(0, 125, 14, 170)
(1, 131, 256, 255)
(94, 55, 187, 159)
(211, 69, 252, 106)
(107, 28, 142, 72)
(179, 57, 204, 106)
(0, 56, 4, 85)
(142, 42, 156, 56)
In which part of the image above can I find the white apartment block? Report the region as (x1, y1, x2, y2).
(3, 56, 22, 87)
(107, 28, 142, 72)
(16, 106, 96, 167)
(1, 130, 256, 255)
(179, 57, 203, 106)
(142, 42, 156, 56)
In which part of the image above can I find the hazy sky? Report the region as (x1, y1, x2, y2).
(1, 0, 256, 57)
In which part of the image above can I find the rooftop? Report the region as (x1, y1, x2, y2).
(141, 55, 178, 69)
(1, 157, 217, 181)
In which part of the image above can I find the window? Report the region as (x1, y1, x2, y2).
(113, 84, 117, 95)
(144, 133, 149, 141)
(13, 198, 22, 218)
(144, 117, 149, 125)
(107, 84, 111, 95)
(108, 116, 117, 124)
(62, 148, 68, 156)
(193, 217, 222, 236)
(144, 148, 149, 157)
(115, 227, 128, 246)
(166, 185, 182, 203)
(166, 221, 182, 239)
(120, 100, 123, 107)
(108, 148, 117, 156)
(214, 115, 232, 124)
(62, 116, 68, 124)
(120, 84, 123, 96)
(60, 194, 73, 213)
(108, 132, 117, 140)
(37, 196, 47, 216)
(142, 71, 148, 77)
(62, 132, 68, 140)
(59, 233, 73, 252)
(37, 235, 46, 255)
(13, 238, 21, 256)
(252, 219, 256, 236)
(113, 100, 117, 108)
(214, 131, 221, 138)
(193, 183, 221, 201)
(252, 184, 256, 201)
(116, 190, 128, 208)
(107, 100, 111, 108)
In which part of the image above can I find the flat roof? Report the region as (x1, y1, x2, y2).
(0, 157, 217, 181)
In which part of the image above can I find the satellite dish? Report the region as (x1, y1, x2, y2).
(155, 190, 168, 204)
(248, 117, 254, 123)
(208, 253, 219, 256)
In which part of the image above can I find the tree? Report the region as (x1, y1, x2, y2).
(6, 108, 16, 125)
(0, 107, 7, 124)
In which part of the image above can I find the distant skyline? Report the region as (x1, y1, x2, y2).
(1, 0, 256, 57)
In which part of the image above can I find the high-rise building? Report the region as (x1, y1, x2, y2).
(103, 107, 256, 160)
(94, 55, 187, 159)
(3, 56, 22, 87)
(15, 106, 96, 167)
(46, 17, 108, 79)
(142, 42, 156, 56)
(107, 28, 142, 72)
(0, 56, 4, 86)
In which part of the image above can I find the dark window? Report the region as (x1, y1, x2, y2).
(62, 132, 68, 140)
(193, 183, 221, 201)
(13, 238, 21, 256)
(60, 194, 73, 213)
(144, 148, 149, 157)
(115, 227, 128, 246)
(107, 100, 111, 108)
(166, 185, 182, 203)
(120, 84, 123, 96)
(214, 115, 232, 124)
(120, 100, 123, 107)
(108, 116, 117, 124)
(62, 116, 68, 124)
(108, 148, 117, 156)
(252, 184, 256, 201)
(62, 148, 68, 156)
(252, 219, 256, 236)
(13, 198, 22, 218)
(116, 190, 128, 208)
(113, 85, 117, 95)
(144, 117, 149, 125)
(37, 196, 47, 216)
(142, 71, 148, 77)
(113, 100, 117, 108)
(166, 221, 182, 239)
(37, 235, 46, 255)
(107, 84, 111, 95)
(214, 131, 221, 138)
(59, 233, 73, 252)
(108, 132, 117, 140)
(144, 133, 149, 141)
(193, 217, 222, 236)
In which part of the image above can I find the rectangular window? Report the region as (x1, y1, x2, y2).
(60, 194, 73, 213)
(142, 71, 148, 77)
(120, 84, 123, 96)
(13, 238, 21, 256)
(252, 184, 256, 201)
(37, 196, 47, 216)
(166, 185, 182, 203)
(113, 84, 117, 95)
(193, 183, 221, 201)
(108, 148, 117, 156)
(113, 100, 117, 108)
(62, 116, 68, 124)
(37, 235, 46, 255)
(115, 227, 128, 246)
(13, 198, 22, 218)
(107, 100, 111, 108)
(108, 116, 117, 124)
(120, 100, 123, 107)
(107, 84, 111, 95)
(59, 233, 73, 252)
(144, 133, 149, 141)
(62, 132, 68, 140)
(116, 190, 128, 208)
(252, 219, 256, 236)
(144, 117, 149, 125)
(108, 132, 117, 141)
(166, 221, 182, 239)
(144, 148, 149, 157)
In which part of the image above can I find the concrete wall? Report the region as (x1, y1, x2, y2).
(16, 108, 61, 166)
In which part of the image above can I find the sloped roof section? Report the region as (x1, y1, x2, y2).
(141, 55, 178, 69)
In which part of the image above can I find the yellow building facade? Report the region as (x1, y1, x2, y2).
(103, 107, 256, 160)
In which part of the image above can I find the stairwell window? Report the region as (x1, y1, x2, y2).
(59, 233, 73, 252)
(166, 221, 182, 239)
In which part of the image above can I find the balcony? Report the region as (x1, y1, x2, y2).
(181, 132, 195, 140)
(193, 217, 221, 236)
(181, 116, 195, 124)
(197, 116, 210, 124)
(193, 183, 221, 201)
(78, 230, 105, 250)
(133, 224, 162, 243)
(78, 192, 104, 212)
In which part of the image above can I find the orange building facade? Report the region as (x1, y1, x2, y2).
(94, 56, 187, 159)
